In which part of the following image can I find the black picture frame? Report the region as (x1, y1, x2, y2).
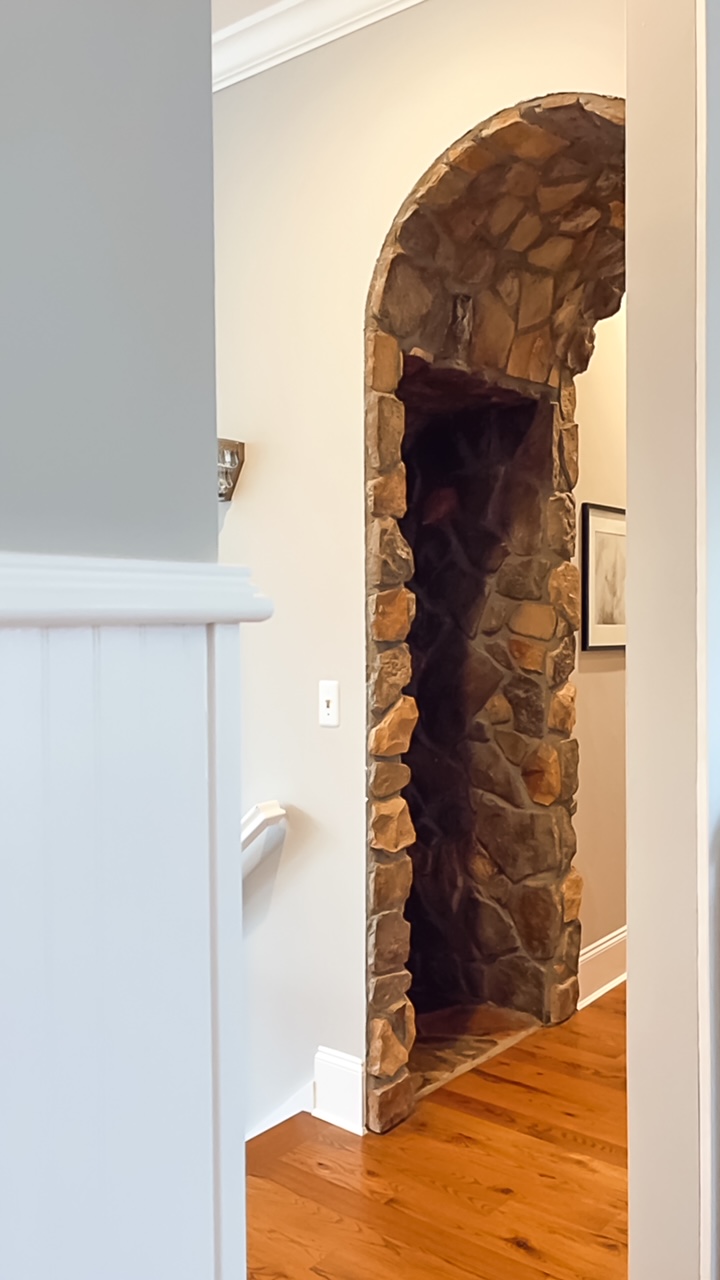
(581, 503, 627, 651)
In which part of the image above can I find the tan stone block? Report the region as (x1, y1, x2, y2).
(471, 291, 516, 371)
(549, 562, 581, 630)
(488, 195, 524, 238)
(506, 327, 554, 384)
(368, 464, 407, 518)
(368, 969, 412, 1011)
(548, 682, 577, 734)
(495, 729, 531, 766)
(367, 332, 402, 394)
(504, 162, 540, 198)
(561, 867, 583, 921)
(546, 493, 577, 558)
(369, 760, 411, 799)
(507, 213, 543, 252)
(368, 910, 411, 976)
(558, 205, 602, 234)
(486, 693, 512, 724)
(418, 164, 471, 210)
(558, 738, 580, 802)
(548, 975, 579, 1024)
(391, 996, 416, 1052)
(369, 694, 419, 757)
(496, 269, 520, 310)
(522, 742, 562, 806)
(368, 1017, 409, 1079)
(370, 853, 413, 912)
(496, 557, 548, 601)
(558, 422, 579, 489)
(447, 137, 497, 174)
(366, 1069, 414, 1133)
(489, 118, 568, 162)
(378, 254, 434, 337)
(480, 594, 508, 634)
(518, 273, 554, 330)
(508, 602, 557, 641)
(537, 181, 589, 213)
(528, 236, 574, 270)
(367, 518, 414, 587)
(371, 644, 412, 713)
(560, 381, 577, 421)
(369, 587, 415, 643)
(610, 200, 625, 230)
(367, 393, 404, 473)
(547, 635, 576, 688)
(370, 797, 416, 854)
(508, 635, 546, 673)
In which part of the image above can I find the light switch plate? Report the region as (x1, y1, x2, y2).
(318, 680, 340, 727)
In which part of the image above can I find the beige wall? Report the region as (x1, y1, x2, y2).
(214, 0, 625, 1133)
(574, 306, 627, 948)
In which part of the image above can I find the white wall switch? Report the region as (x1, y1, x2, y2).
(318, 680, 340, 727)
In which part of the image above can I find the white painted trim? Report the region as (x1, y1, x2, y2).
(212, 0, 427, 91)
(577, 926, 627, 1009)
(312, 1047, 365, 1134)
(246, 1080, 314, 1140)
(0, 553, 272, 627)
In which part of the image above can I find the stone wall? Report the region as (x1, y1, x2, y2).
(365, 92, 625, 1133)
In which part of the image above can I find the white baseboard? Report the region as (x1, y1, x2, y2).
(246, 1079, 314, 1141)
(312, 1047, 365, 1135)
(578, 925, 627, 1009)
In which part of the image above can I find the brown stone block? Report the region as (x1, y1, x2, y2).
(504, 162, 540, 198)
(367, 393, 404, 472)
(367, 517, 414, 588)
(447, 137, 497, 174)
(479, 593, 508, 634)
(561, 867, 583, 921)
(547, 634, 576, 688)
(610, 200, 625, 230)
(549, 562, 581, 630)
(368, 464, 407, 518)
(488, 195, 524, 239)
(368, 969, 412, 1011)
(469, 895, 520, 959)
(528, 236, 574, 271)
(366, 1069, 414, 1133)
(369, 760, 411, 800)
(511, 880, 563, 961)
(368, 1017, 409, 1079)
(508, 636, 546, 673)
(368, 910, 411, 976)
(509, 602, 556, 641)
(522, 741, 562, 805)
(497, 557, 548, 601)
(371, 644, 412, 713)
(548, 975, 579, 1024)
(495, 729, 532, 766)
(367, 332, 402, 394)
(501, 477, 544, 555)
(558, 422, 579, 489)
(546, 493, 577, 558)
(369, 587, 415, 643)
(474, 793, 563, 881)
(486, 692, 512, 724)
(483, 952, 547, 1019)
(518, 273, 554, 330)
(558, 738, 580, 801)
(556, 918, 582, 976)
(558, 205, 602, 235)
(469, 741, 526, 807)
(368, 855, 409, 916)
(505, 674, 546, 737)
(489, 118, 568, 162)
(418, 164, 472, 210)
(378, 254, 434, 338)
(560, 381, 577, 422)
(496, 268, 520, 310)
(391, 995, 416, 1052)
(506, 328, 555, 384)
(369, 694, 419, 757)
(370, 798, 416, 855)
(537, 181, 589, 213)
(507, 212, 543, 252)
(548, 682, 577, 735)
(471, 290, 516, 371)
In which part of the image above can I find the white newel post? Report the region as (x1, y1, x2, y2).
(0, 555, 271, 1280)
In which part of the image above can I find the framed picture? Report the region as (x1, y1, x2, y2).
(581, 504, 627, 650)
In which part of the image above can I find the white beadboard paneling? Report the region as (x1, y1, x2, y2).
(0, 552, 271, 626)
(212, 0, 428, 90)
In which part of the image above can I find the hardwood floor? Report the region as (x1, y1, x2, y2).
(247, 984, 627, 1279)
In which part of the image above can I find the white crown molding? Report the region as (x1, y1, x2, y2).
(0, 553, 272, 627)
(212, 0, 427, 91)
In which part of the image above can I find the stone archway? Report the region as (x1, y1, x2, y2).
(364, 93, 625, 1133)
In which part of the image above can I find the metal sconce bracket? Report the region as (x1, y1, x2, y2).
(217, 439, 245, 502)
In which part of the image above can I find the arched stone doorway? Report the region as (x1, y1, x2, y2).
(364, 93, 625, 1132)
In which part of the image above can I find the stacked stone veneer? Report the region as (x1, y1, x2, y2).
(365, 92, 625, 1133)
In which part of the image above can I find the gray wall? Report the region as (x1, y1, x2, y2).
(0, 1, 218, 561)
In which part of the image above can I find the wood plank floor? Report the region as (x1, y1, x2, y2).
(247, 984, 627, 1279)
